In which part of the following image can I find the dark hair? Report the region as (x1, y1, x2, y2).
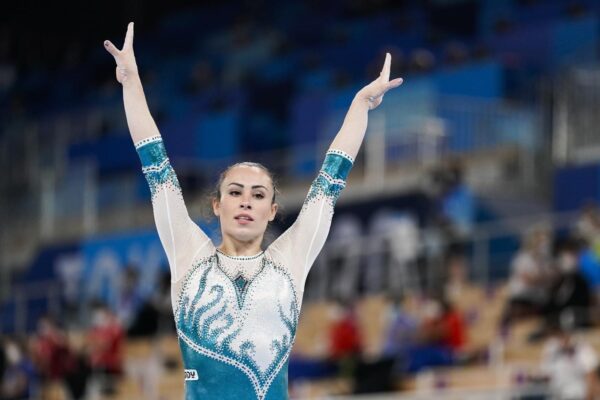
(212, 161, 280, 204)
(554, 236, 582, 257)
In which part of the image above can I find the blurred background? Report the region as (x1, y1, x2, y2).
(3, 0, 600, 398)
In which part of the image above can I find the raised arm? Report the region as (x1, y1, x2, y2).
(269, 54, 403, 291)
(104, 23, 214, 281)
(329, 53, 403, 159)
(104, 22, 159, 145)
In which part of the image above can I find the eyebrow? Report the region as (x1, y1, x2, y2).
(227, 182, 269, 191)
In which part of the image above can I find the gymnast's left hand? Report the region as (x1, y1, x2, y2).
(355, 53, 403, 111)
(104, 22, 139, 86)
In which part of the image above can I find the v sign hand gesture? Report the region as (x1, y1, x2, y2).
(356, 53, 403, 110)
(104, 22, 139, 85)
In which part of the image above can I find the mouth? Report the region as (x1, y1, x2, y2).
(234, 214, 254, 223)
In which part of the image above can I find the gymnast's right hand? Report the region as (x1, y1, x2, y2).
(104, 22, 139, 85)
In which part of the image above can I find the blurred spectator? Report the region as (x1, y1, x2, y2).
(127, 300, 161, 338)
(435, 159, 475, 242)
(382, 296, 418, 359)
(502, 226, 553, 328)
(61, 340, 90, 400)
(576, 236, 600, 297)
(328, 298, 362, 379)
(444, 252, 469, 304)
(575, 203, 598, 239)
(152, 271, 176, 335)
(328, 299, 362, 359)
(429, 160, 474, 296)
(30, 316, 71, 381)
(423, 298, 467, 352)
(87, 303, 125, 380)
(403, 297, 467, 373)
(117, 266, 144, 330)
(54, 253, 84, 329)
(87, 302, 124, 396)
(30, 315, 88, 399)
(0, 338, 37, 400)
(575, 202, 600, 254)
(379, 295, 418, 384)
(541, 239, 593, 332)
(538, 314, 599, 400)
(351, 295, 419, 393)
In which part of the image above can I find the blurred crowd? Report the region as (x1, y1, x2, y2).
(286, 200, 600, 398)
(1, 307, 122, 399)
(0, 269, 174, 400)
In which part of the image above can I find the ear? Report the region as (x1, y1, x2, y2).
(212, 197, 220, 217)
(269, 202, 278, 222)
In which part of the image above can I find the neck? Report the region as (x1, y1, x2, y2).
(218, 235, 263, 257)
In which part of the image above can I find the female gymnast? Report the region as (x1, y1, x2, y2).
(104, 22, 403, 400)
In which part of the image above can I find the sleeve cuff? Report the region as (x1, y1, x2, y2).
(321, 149, 354, 182)
(135, 135, 168, 168)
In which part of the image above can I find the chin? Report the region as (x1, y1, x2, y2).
(228, 229, 261, 243)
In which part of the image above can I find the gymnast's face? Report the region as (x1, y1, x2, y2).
(212, 165, 278, 245)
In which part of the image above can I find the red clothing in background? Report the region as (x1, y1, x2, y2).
(440, 310, 466, 351)
(329, 314, 362, 359)
(31, 331, 75, 380)
(87, 319, 124, 374)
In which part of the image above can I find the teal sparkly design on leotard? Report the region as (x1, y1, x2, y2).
(174, 255, 298, 400)
(135, 136, 354, 399)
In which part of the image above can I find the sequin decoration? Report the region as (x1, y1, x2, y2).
(134, 135, 162, 149)
(175, 254, 299, 400)
(135, 139, 182, 200)
(233, 275, 250, 308)
(322, 150, 353, 181)
(303, 152, 354, 208)
(325, 148, 355, 165)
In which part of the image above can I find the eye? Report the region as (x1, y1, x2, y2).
(254, 193, 265, 199)
(229, 190, 241, 196)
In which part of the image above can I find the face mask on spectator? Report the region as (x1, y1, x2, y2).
(423, 300, 442, 320)
(558, 253, 577, 273)
(92, 310, 108, 327)
(5, 343, 22, 365)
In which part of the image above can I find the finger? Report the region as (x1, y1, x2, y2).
(124, 22, 134, 49)
(387, 77, 403, 89)
(380, 52, 391, 83)
(104, 40, 120, 58)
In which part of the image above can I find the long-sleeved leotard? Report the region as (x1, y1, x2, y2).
(135, 135, 354, 400)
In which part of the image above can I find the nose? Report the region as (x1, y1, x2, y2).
(240, 197, 252, 209)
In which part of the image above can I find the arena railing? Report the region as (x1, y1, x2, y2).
(0, 206, 585, 334)
(319, 384, 551, 400)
